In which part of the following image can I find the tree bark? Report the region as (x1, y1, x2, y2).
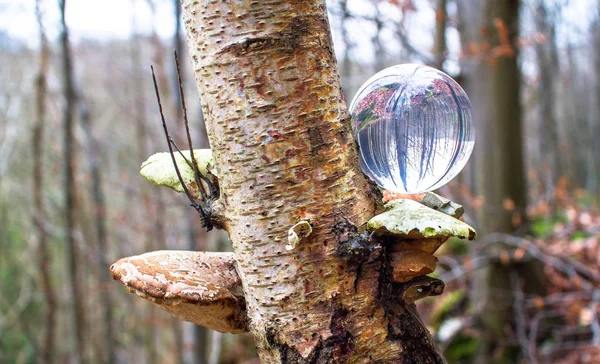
(33, 1, 56, 362)
(59, 1, 86, 362)
(180, 0, 444, 362)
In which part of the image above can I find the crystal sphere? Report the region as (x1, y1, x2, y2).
(349, 64, 475, 194)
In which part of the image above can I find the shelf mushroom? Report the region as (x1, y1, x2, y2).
(140, 149, 217, 199)
(367, 198, 476, 283)
(110, 250, 247, 334)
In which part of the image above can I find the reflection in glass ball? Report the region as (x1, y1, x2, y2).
(349, 64, 475, 194)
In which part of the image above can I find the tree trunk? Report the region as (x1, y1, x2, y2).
(59, 1, 86, 362)
(432, 0, 447, 71)
(372, 2, 385, 72)
(592, 12, 600, 196)
(146, 3, 163, 363)
(171, 2, 210, 361)
(79, 99, 115, 364)
(457, 0, 525, 229)
(457, 0, 546, 360)
(338, 0, 354, 98)
(180, 0, 444, 362)
(129, 5, 156, 362)
(533, 0, 562, 197)
(33, 1, 56, 362)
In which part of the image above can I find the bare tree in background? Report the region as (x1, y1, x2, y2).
(171, 2, 211, 362)
(127, 2, 159, 362)
(144, 3, 163, 364)
(458, 0, 546, 360)
(33, 1, 56, 362)
(533, 0, 563, 199)
(590, 5, 600, 196)
(432, 0, 447, 70)
(59, 0, 86, 362)
(79, 98, 115, 362)
(372, 2, 385, 71)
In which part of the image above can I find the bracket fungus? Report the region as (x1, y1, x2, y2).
(399, 276, 446, 305)
(419, 192, 465, 219)
(110, 250, 247, 334)
(286, 220, 312, 251)
(140, 149, 217, 199)
(367, 198, 476, 283)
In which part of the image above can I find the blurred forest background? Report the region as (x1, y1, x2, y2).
(0, 0, 599, 363)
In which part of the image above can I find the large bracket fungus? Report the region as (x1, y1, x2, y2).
(110, 250, 247, 334)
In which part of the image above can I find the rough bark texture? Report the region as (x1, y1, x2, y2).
(180, 1, 444, 362)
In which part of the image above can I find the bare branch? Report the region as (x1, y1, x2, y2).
(151, 65, 205, 219)
(509, 269, 534, 363)
(174, 50, 207, 200)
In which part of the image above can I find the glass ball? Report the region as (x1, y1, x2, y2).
(349, 64, 475, 194)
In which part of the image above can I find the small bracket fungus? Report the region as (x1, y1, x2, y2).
(400, 276, 445, 305)
(140, 149, 217, 199)
(419, 192, 464, 219)
(390, 250, 438, 283)
(367, 198, 476, 282)
(286, 220, 312, 251)
(110, 250, 247, 334)
(141, 148, 220, 230)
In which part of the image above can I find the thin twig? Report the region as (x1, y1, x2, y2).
(151, 65, 205, 219)
(528, 311, 560, 360)
(510, 269, 534, 363)
(174, 50, 208, 200)
(482, 233, 598, 288)
(168, 138, 216, 200)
